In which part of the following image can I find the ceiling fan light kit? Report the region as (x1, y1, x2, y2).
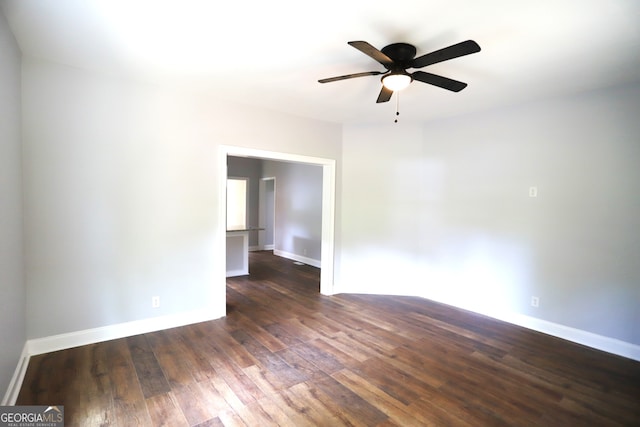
(318, 38, 481, 118)
(381, 72, 412, 91)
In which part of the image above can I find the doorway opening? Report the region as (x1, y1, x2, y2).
(217, 146, 336, 316)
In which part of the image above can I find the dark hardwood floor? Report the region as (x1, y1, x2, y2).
(17, 251, 640, 426)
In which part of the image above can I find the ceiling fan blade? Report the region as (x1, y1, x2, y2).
(348, 41, 394, 68)
(411, 40, 481, 69)
(376, 85, 393, 103)
(318, 71, 383, 84)
(412, 71, 468, 92)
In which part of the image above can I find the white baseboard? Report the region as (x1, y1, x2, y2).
(3, 309, 225, 404)
(27, 309, 222, 357)
(437, 300, 640, 362)
(333, 284, 640, 362)
(433, 299, 640, 362)
(7, 286, 637, 406)
(226, 268, 248, 277)
(249, 245, 274, 251)
(498, 311, 640, 362)
(1, 343, 30, 405)
(274, 249, 321, 268)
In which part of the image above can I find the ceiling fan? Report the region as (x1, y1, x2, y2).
(318, 39, 481, 103)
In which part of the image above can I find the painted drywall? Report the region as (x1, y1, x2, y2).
(261, 178, 275, 248)
(263, 160, 323, 264)
(340, 82, 640, 347)
(21, 57, 341, 339)
(0, 8, 26, 400)
(339, 123, 426, 292)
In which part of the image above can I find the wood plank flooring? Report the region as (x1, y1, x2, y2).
(17, 251, 640, 426)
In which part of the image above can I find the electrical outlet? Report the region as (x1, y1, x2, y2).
(531, 296, 539, 308)
(529, 186, 538, 197)
(152, 296, 160, 308)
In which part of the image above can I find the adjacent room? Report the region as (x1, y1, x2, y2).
(1, 0, 639, 425)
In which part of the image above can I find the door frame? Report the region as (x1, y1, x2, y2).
(218, 146, 336, 311)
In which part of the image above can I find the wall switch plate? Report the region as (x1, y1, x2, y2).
(529, 186, 538, 197)
(531, 296, 539, 308)
(152, 296, 160, 308)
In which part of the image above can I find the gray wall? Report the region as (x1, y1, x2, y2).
(262, 178, 275, 247)
(263, 160, 323, 262)
(340, 82, 640, 345)
(0, 8, 26, 399)
(21, 57, 341, 339)
(228, 156, 323, 263)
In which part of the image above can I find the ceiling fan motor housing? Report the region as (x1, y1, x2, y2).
(381, 43, 417, 68)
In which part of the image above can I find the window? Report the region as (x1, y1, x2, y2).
(226, 177, 248, 230)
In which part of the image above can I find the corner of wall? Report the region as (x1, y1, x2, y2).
(1, 343, 29, 406)
(27, 309, 223, 358)
(274, 249, 321, 268)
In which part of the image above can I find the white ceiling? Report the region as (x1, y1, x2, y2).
(2, 0, 640, 124)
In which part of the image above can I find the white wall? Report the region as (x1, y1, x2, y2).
(22, 57, 341, 340)
(340, 83, 640, 351)
(339, 123, 426, 290)
(0, 8, 26, 401)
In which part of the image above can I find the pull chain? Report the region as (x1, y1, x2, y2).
(394, 92, 400, 123)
